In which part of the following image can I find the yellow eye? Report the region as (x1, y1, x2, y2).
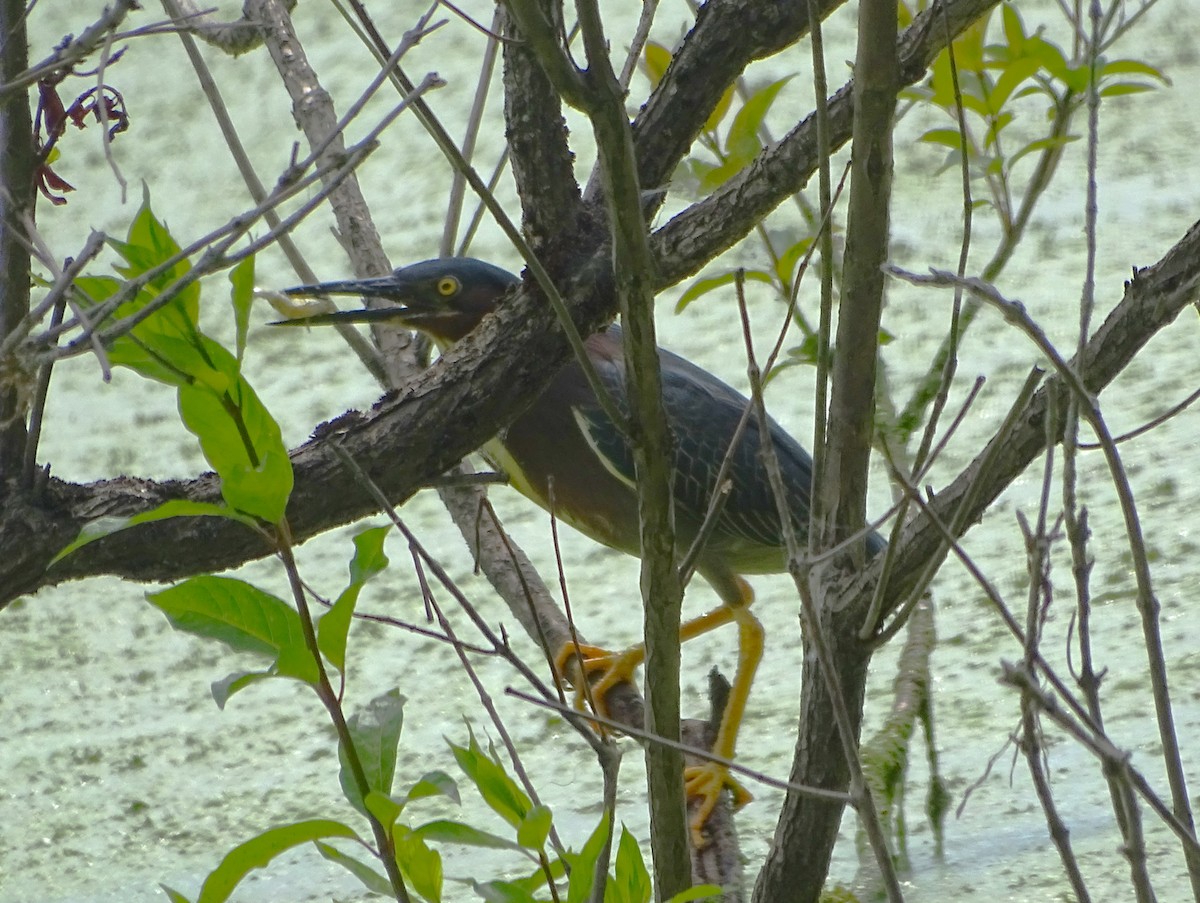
(436, 276, 460, 297)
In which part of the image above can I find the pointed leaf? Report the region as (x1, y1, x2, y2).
(1000, 3, 1026, 54)
(196, 819, 358, 903)
(467, 858, 566, 900)
(725, 77, 792, 165)
(318, 524, 390, 668)
(177, 368, 293, 522)
(416, 819, 525, 851)
(365, 790, 404, 832)
(516, 805, 553, 851)
(449, 731, 532, 827)
(565, 815, 611, 903)
(611, 826, 651, 903)
(313, 840, 393, 896)
(642, 42, 671, 88)
(675, 269, 774, 311)
(52, 500, 256, 565)
(1099, 82, 1157, 97)
(704, 84, 735, 134)
(211, 669, 273, 709)
(918, 127, 967, 150)
(665, 887, 723, 902)
(147, 576, 318, 684)
(229, 256, 255, 365)
(395, 826, 443, 903)
(1100, 58, 1168, 83)
(349, 525, 391, 583)
(404, 770, 460, 805)
(339, 688, 406, 815)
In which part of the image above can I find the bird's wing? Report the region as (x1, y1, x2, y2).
(571, 328, 815, 551)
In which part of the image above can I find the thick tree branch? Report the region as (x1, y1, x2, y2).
(501, 3, 586, 262)
(627, 0, 846, 195)
(4, 219, 1197, 623)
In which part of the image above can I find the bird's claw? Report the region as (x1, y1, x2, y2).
(553, 642, 643, 730)
(684, 761, 754, 849)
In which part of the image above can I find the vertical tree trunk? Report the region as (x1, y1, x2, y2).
(0, 0, 33, 481)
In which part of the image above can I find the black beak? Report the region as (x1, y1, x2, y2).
(270, 275, 431, 327)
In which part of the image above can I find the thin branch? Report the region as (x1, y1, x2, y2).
(506, 689, 853, 807)
(735, 285, 904, 903)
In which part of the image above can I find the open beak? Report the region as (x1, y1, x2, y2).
(269, 275, 436, 328)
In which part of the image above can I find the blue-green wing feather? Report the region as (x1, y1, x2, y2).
(572, 327, 821, 552)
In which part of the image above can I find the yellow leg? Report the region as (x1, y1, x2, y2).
(553, 604, 739, 713)
(553, 580, 764, 849)
(684, 601, 763, 848)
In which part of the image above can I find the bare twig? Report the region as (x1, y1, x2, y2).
(506, 689, 853, 807)
(888, 266, 1199, 882)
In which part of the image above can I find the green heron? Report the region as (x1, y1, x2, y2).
(278, 257, 884, 846)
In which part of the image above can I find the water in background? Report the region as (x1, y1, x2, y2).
(3, 1, 1198, 900)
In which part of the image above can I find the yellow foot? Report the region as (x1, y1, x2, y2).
(553, 642, 644, 726)
(684, 761, 754, 849)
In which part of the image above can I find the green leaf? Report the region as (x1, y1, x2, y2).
(403, 770, 460, 805)
(106, 330, 207, 387)
(416, 819, 525, 851)
(147, 576, 319, 684)
(1023, 35, 1070, 82)
(989, 55, 1042, 110)
(177, 365, 293, 522)
(918, 127, 966, 150)
(317, 585, 359, 674)
(1100, 58, 1169, 83)
(313, 840, 394, 896)
(1000, 2, 1026, 55)
(957, 91, 992, 117)
(725, 77, 792, 166)
(1099, 82, 1157, 97)
(466, 879, 540, 903)
(317, 525, 390, 670)
(449, 730, 532, 828)
(110, 191, 201, 329)
(696, 157, 744, 193)
(1060, 61, 1091, 93)
(339, 688, 406, 816)
(642, 42, 671, 88)
(466, 857, 567, 900)
(395, 826, 443, 903)
(365, 790, 404, 832)
(704, 84, 736, 134)
(196, 819, 358, 903)
(348, 524, 391, 583)
(665, 887, 723, 902)
(565, 815, 610, 903)
(210, 669, 273, 709)
(73, 274, 121, 307)
(776, 236, 818, 291)
(229, 256, 255, 365)
(675, 269, 774, 311)
(515, 805, 553, 850)
(610, 826, 650, 903)
(159, 886, 194, 903)
(1008, 133, 1078, 168)
(951, 15, 988, 70)
(52, 500, 256, 565)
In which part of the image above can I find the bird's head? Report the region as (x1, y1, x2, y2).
(275, 257, 519, 346)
